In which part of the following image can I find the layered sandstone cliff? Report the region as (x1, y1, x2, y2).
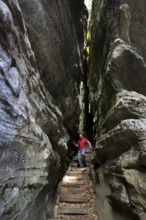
(0, 1, 85, 219)
(89, 1, 146, 220)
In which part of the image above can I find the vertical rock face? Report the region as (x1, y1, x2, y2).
(89, 0, 146, 220)
(0, 0, 85, 220)
(18, 0, 86, 133)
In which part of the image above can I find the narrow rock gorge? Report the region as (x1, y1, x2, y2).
(89, 0, 146, 220)
(1, 0, 146, 220)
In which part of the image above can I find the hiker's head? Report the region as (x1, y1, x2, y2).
(79, 134, 83, 139)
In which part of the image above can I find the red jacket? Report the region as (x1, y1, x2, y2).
(77, 138, 89, 149)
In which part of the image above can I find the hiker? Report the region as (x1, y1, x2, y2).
(76, 134, 91, 168)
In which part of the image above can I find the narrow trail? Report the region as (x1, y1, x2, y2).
(52, 149, 99, 220)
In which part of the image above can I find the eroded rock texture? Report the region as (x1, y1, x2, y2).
(18, 0, 87, 133)
(0, 0, 85, 220)
(89, 0, 146, 219)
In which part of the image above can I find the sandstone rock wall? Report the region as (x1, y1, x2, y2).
(18, 0, 86, 134)
(0, 0, 85, 219)
(89, 0, 146, 219)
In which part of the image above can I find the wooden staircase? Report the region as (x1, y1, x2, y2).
(52, 149, 99, 220)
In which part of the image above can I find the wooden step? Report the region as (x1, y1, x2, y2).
(48, 219, 59, 220)
(61, 180, 85, 186)
(69, 167, 88, 172)
(60, 186, 86, 194)
(59, 196, 88, 203)
(67, 169, 88, 175)
(67, 216, 88, 220)
(58, 207, 88, 215)
(67, 172, 85, 176)
(63, 175, 84, 181)
(70, 162, 78, 167)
